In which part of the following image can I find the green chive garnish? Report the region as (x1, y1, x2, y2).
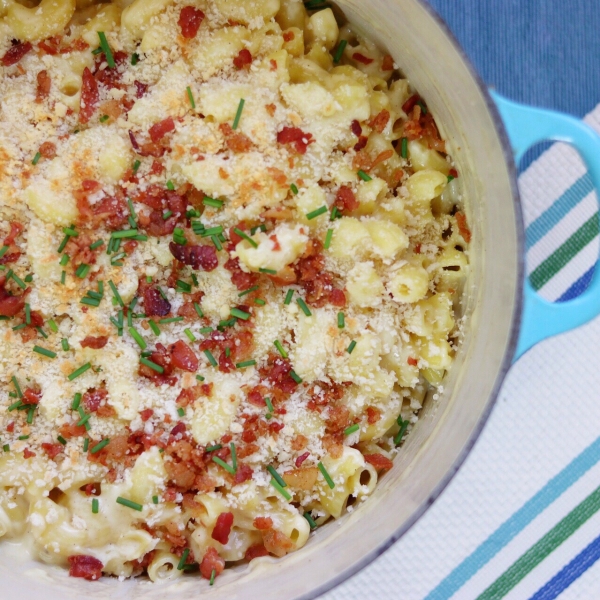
(284, 289, 294, 305)
(77, 410, 91, 427)
(68, 362, 92, 381)
(90, 439, 110, 454)
(152, 495, 159, 504)
(7, 270, 26, 289)
(204, 350, 217, 367)
(116, 497, 143, 511)
(111, 229, 139, 239)
(200, 226, 224, 237)
(254, 298, 266, 306)
(206, 444, 222, 452)
(212, 455, 235, 475)
(75, 264, 90, 278)
(230, 307, 250, 321)
(71, 393, 82, 410)
(159, 317, 184, 324)
(57, 436, 67, 445)
(92, 498, 99, 514)
(324, 228, 334, 249)
(27, 406, 35, 424)
(140, 357, 164, 373)
(97, 32, 115, 68)
(131, 53, 139, 65)
(330, 206, 340, 221)
(33, 345, 56, 359)
(108, 280, 124, 306)
(149, 320, 160, 336)
(304, 511, 318, 529)
(129, 327, 147, 350)
(358, 170, 372, 182)
(24, 303, 31, 325)
(32, 152, 41, 165)
(99, 115, 109, 123)
(232, 98, 245, 130)
(267, 465, 287, 488)
(270, 478, 291, 500)
(61, 338, 70, 351)
(306, 206, 328, 220)
(196, 374, 205, 382)
(337, 312, 345, 328)
(0, 246, 8, 259)
(265, 397, 274, 416)
(186, 86, 196, 109)
(347, 340, 357, 354)
(18, 435, 29, 441)
(230, 442, 237, 471)
(344, 423, 360, 436)
(259, 268, 277, 275)
(166, 180, 175, 192)
(233, 228, 258, 248)
(210, 569, 216, 586)
(184, 329, 196, 343)
(177, 407, 185, 417)
(290, 183, 299, 195)
(296, 298, 311, 316)
(401, 137, 408, 158)
(2, 445, 9, 452)
(318, 461, 335, 489)
(333, 39, 347, 63)
(177, 548, 190, 571)
(239, 285, 259, 297)
(203, 197, 224, 209)
(394, 416, 410, 446)
(8, 400, 22, 412)
(290, 370, 302, 384)
(274, 340, 287, 358)
(133, 159, 141, 174)
(83, 438, 89, 452)
(236, 360, 256, 369)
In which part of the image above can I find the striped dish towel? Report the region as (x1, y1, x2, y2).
(322, 102, 600, 600)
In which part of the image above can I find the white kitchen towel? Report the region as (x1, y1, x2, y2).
(322, 103, 600, 600)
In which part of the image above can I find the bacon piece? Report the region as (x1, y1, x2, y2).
(369, 109, 390, 133)
(149, 117, 175, 143)
(1, 41, 32, 67)
(178, 6, 205, 38)
(233, 463, 253, 485)
(262, 530, 295, 558)
(165, 460, 195, 489)
(170, 340, 199, 372)
(353, 52, 373, 65)
(219, 123, 252, 153)
(402, 94, 421, 114)
(59, 422, 87, 439)
(253, 516, 273, 530)
(283, 30, 295, 42)
(354, 135, 368, 152)
(36, 70, 52, 103)
(177, 291, 205, 320)
(364, 453, 394, 471)
(212, 512, 234, 544)
(0, 284, 26, 317)
(295, 451, 310, 468)
(39, 141, 57, 160)
(81, 335, 109, 350)
(277, 126, 314, 155)
(407, 356, 418, 367)
(88, 435, 129, 465)
(382, 55, 394, 71)
(224, 257, 258, 290)
(176, 386, 202, 407)
(42, 443, 63, 459)
(169, 242, 218, 272)
(82, 388, 108, 413)
(455, 212, 472, 243)
(22, 387, 42, 405)
(200, 547, 225, 580)
(23, 448, 36, 459)
(260, 356, 299, 394)
(335, 186, 359, 212)
(366, 406, 381, 424)
(233, 48, 253, 69)
(4, 222, 23, 246)
(143, 287, 171, 317)
(68, 555, 103, 581)
(351, 120, 362, 137)
(245, 543, 269, 561)
(140, 408, 154, 422)
(79, 67, 99, 124)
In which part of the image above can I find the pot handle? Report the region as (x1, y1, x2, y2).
(490, 91, 600, 360)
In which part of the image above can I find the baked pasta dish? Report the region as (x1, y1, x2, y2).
(0, 0, 471, 585)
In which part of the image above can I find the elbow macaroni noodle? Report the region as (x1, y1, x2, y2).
(0, 0, 470, 585)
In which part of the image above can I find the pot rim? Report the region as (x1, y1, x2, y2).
(304, 3, 526, 598)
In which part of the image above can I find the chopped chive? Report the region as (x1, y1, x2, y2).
(116, 497, 143, 511)
(177, 548, 190, 571)
(324, 228, 334, 249)
(12, 323, 26, 332)
(57, 234, 70, 253)
(401, 137, 408, 158)
(416, 100, 427, 114)
(290, 183, 299, 195)
(92, 498, 99, 514)
(111, 229, 138, 239)
(159, 317, 184, 324)
(83, 438, 89, 452)
(57, 436, 67, 445)
(8, 270, 26, 289)
(97, 32, 115, 68)
(68, 362, 92, 381)
(211, 235, 223, 251)
(86, 291, 103, 301)
(146, 320, 160, 337)
(177, 407, 185, 417)
(203, 350, 217, 367)
(28, 406, 37, 424)
(330, 206, 340, 221)
(36, 326, 48, 339)
(344, 423, 360, 436)
(60, 271, 66, 284)
(33, 345, 57, 359)
(0, 246, 7, 259)
(8, 400, 22, 411)
(200, 226, 224, 237)
(24, 274, 33, 283)
(90, 438, 110, 454)
(133, 159, 141, 174)
(333, 38, 348, 63)
(184, 328, 196, 343)
(296, 298, 311, 316)
(274, 340, 288, 358)
(59, 254, 70, 267)
(146, 276, 153, 284)
(290, 370, 302, 384)
(205, 444, 222, 452)
(347, 340, 357, 354)
(200, 327, 213, 335)
(80, 297, 100, 308)
(77, 412, 91, 428)
(92, 47, 102, 55)
(2, 445, 8, 452)
(162, 210, 173, 220)
(358, 170, 372, 182)
(61, 338, 70, 351)
(158, 287, 168, 301)
(236, 359, 256, 369)
(186, 86, 196, 109)
(129, 327, 147, 350)
(75, 264, 91, 278)
(212, 455, 236, 475)
(196, 375, 205, 382)
(166, 180, 175, 191)
(203, 197, 224, 209)
(232, 98, 245, 130)
(99, 115, 109, 123)
(152, 495, 159, 504)
(140, 357, 164, 374)
(25, 303, 31, 325)
(18, 435, 30, 441)
(210, 569, 216, 586)
(218, 318, 237, 330)
(230, 307, 250, 321)
(270, 478, 291, 501)
(32, 152, 41, 165)
(233, 228, 258, 248)
(90, 239, 105, 251)
(267, 465, 287, 488)
(394, 417, 410, 446)
(254, 298, 266, 306)
(259, 268, 277, 275)
(265, 397, 274, 415)
(250, 224, 267, 235)
(176, 280, 192, 293)
(239, 285, 259, 297)
(304, 511, 318, 529)
(131, 52, 139, 65)
(71, 393, 82, 410)
(284, 289, 294, 305)
(108, 280, 124, 306)
(230, 442, 237, 471)
(191, 274, 199, 287)
(337, 312, 345, 329)
(318, 461, 335, 489)
(306, 206, 328, 220)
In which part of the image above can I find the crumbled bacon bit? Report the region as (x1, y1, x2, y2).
(253, 516, 273, 530)
(233, 463, 253, 485)
(170, 340, 199, 372)
(402, 94, 421, 114)
(455, 212, 471, 243)
(382, 54, 394, 70)
(262, 529, 295, 558)
(245, 544, 269, 561)
(200, 547, 225, 580)
(369, 109, 390, 133)
(265, 103, 276, 117)
(1, 41, 32, 67)
(295, 451, 310, 467)
(449, 168, 459, 178)
(41, 443, 63, 459)
(23, 448, 36, 459)
(38, 141, 57, 160)
(22, 387, 42, 405)
(335, 186, 359, 212)
(59, 422, 87, 439)
(178, 6, 205, 38)
(0, 280, 27, 317)
(366, 406, 382, 424)
(354, 135, 368, 152)
(407, 357, 418, 367)
(233, 48, 253, 69)
(82, 387, 108, 413)
(149, 117, 175, 143)
(364, 453, 394, 471)
(140, 409, 154, 422)
(79, 67, 99, 124)
(351, 120, 363, 137)
(169, 242, 218, 271)
(143, 287, 171, 317)
(68, 556, 103, 581)
(353, 52, 374, 65)
(36, 70, 51, 103)
(277, 126, 314, 155)
(283, 30, 295, 42)
(81, 335, 109, 349)
(219, 123, 252, 153)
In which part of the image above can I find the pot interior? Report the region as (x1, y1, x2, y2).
(3, 1, 522, 598)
